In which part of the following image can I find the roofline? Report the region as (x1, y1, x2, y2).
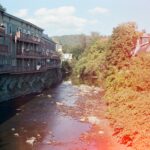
(4, 12, 44, 31)
(42, 36, 56, 44)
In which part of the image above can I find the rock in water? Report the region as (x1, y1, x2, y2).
(47, 95, 52, 98)
(14, 133, 19, 137)
(87, 116, 101, 125)
(11, 128, 15, 131)
(80, 117, 86, 122)
(98, 130, 104, 134)
(26, 137, 36, 146)
(56, 102, 64, 106)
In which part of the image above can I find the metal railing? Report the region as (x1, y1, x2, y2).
(12, 66, 46, 73)
(15, 32, 41, 44)
(16, 50, 60, 59)
(0, 63, 61, 74)
(16, 50, 46, 58)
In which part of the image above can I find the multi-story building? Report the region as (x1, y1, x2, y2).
(0, 6, 62, 102)
(0, 6, 60, 74)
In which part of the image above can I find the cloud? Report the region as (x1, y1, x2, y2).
(89, 7, 109, 15)
(34, 6, 75, 16)
(88, 19, 99, 25)
(14, 6, 87, 35)
(14, 9, 28, 18)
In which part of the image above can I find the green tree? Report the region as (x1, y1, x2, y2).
(73, 39, 108, 79)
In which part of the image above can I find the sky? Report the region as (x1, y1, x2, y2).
(0, 0, 150, 36)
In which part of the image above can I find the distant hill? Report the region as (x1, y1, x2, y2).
(53, 34, 84, 47)
(53, 34, 87, 52)
(53, 33, 108, 59)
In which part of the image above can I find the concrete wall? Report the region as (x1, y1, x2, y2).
(0, 68, 62, 103)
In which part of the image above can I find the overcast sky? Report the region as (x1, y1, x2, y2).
(0, 0, 150, 36)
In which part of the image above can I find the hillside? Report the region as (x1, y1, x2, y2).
(53, 33, 108, 59)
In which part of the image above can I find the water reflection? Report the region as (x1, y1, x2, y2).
(0, 81, 92, 150)
(0, 80, 129, 150)
(0, 96, 34, 124)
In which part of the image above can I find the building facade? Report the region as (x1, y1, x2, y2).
(0, 6, 60, 74)
(132, 33, 150, 56)
(0, 6, 62, 102)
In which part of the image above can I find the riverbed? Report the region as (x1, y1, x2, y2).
(0, 81, 132, 150)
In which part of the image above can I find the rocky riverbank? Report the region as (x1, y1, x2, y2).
(57, 82, 133, 150)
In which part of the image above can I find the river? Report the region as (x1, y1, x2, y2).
(0, 81, 131, 150)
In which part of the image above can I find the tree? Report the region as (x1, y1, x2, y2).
(73, 39, 108, 79)
(106, 22, 139, 69)
(0, 4, 6, 12)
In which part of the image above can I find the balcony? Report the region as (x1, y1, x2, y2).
(16, 50, 60, 59)
(11, 64, 61, 74)
(16, 50, 46, 59)
(0, 45, 8, 55)
(47, 64, 61, 69)
(15, 32, 41, 44)
(0, 63, 61, 74)
(11, 66, 47, 74)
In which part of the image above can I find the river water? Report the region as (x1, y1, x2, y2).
(0, 81, 131, 150)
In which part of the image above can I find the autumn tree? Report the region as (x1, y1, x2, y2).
(106, 22, 139, 69)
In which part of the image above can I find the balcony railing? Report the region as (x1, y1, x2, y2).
(0, 63, 61, 74)
(11, 64, 60, 74)
(16, 50, 60, 59)
(47, 64, 61, 69)
(11, 66, 47, 74)
(16, 50, 46, 58)
(15, 32, 41, 44)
